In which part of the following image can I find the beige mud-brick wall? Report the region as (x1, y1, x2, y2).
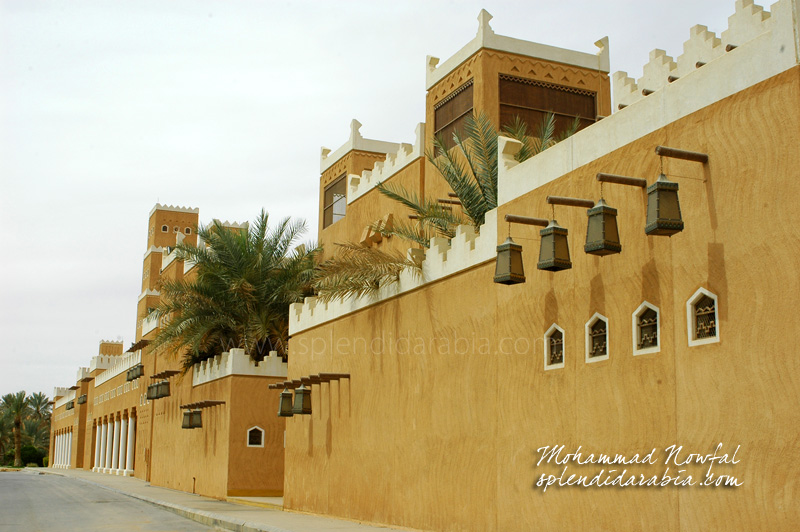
(226, 375, 286, 497)
(320, 159, 426, 259)
(285, 68, 800, 531)
(148, 374, 231, 499)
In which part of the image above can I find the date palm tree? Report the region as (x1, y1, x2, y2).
(150, 210, 318, 370)
(1, 391, 32, 467)
(313, 111, 580, 302)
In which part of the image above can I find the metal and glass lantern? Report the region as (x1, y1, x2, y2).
(278, 388, 294, 417)
(146, 383, 158, 400)
(585, 198, 621, 256)
(493, 237, 525, 285)
(181, 410, 192, 429)
(157, 380, 170, 398)
(537, 220, 572, 271)
(292, 384, 311, 415)
(645, 173, 683, 236)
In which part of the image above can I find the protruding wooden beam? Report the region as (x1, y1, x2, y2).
(546, 196, 595, 209)
(596, 173, 648, 188)
(655, 146, 709, 164)
(504, 214, 548, 227)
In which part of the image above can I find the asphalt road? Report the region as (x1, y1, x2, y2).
(0, 471, 213, 532)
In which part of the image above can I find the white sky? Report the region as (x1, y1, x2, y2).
(0, 0, 737, 397)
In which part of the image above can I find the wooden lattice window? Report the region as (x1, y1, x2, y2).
(433, 80, 474, 149)
(637, 308, 658, 349)
(499, 74, 596, 137)
(694, 295, 717, 339)
(322, 174, 347, 228)
(546, 328, 564, 367)
(586, 314, 609, 362)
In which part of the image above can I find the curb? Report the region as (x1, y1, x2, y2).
(37, 469, 292, 532)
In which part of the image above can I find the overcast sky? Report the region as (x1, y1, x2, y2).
(0, 0, 737, 398)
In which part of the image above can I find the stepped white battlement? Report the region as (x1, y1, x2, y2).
(76, 367, 91, 382)
(192, 348, 288, 386)
(348, 123, 425, 204)
(52, 386, 69, 400)
(501, 0, 799, 206)
(95, 351, 142, 387)
(289, 209, 498, 335)
(149, 203, 199, 216)
(55, 389, 76, 409)
(613, 0, 793, 109)
(89, 355, 116, 373)
(320, 119, 401, 174)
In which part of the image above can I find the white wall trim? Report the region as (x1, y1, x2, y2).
(320, 119, 401, 174)
(498, 0, 800, 207)
(426, 10, 609, 90)
(192, 349, 287, 387)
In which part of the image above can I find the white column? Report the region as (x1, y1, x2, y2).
(66, 431, 72, 469)
(104, 417, 114, 472)
(117, 416, 128, 476)
(54, 434, 59, 468)
(58, 433, 64, 468)
(111, 416, 121, 473)
(93, 423, 101, 471)
(99, 420, 108, 473)
(124, 416, 136, 476)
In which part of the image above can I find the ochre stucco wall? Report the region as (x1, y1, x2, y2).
(285, 67, 800, 531)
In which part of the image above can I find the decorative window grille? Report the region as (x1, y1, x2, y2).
(589, 319, 607, 358)
(637, 308, 658, 349)
(694, 295, 716, 339)
(184, 227, 191, 234)
(498, 74, 597, 136)
(548, 330, 563, 365)
(433, 79, 474, 149)
(322, 174, 347, 228)
(161, 225, 168, 232)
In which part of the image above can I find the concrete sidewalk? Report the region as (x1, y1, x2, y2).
(35, 468, 410, 532)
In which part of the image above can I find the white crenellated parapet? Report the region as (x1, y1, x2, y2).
(320, 119, 401, 174)
(95, 351, 142, 387)
(612, 0, 793, 110)
(149, 203, 199, 217)
(348, 123, 425, 204)
(504, 0, 799, 206)
(90, 355, 116, 373)
(55, 389, 76, 409)
(141, 312, 159, 337)
(192, 348, 288, 386)
(675, 25, 724, 78)
(53, 386, 69, 400)
(427, 10, 609, 90)
(76, 367, 91, 382)
(162, 246, 180, 271)
(289, 210, 498, 335)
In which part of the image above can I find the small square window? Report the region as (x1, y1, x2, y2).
(184, 227, 191, 235)
(247, 426, 264, 448)
(322, 174, 347, 228)
(161, 225, 168, 232)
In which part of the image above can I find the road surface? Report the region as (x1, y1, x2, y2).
(0, 471, 213, 531)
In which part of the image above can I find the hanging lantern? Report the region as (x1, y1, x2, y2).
(585, 198, 621, 256)
(493, 237, 525, 285)
(645, 174, 683, 236)
(292, 384, 311, 415)
(157, 380, 170, 398)
(537, 220, 572, 271)
(190, 410, 202, 429)
(278, 388, 294, 417)
(181, 410, 192, 429)
(146, 383, 158, 400)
